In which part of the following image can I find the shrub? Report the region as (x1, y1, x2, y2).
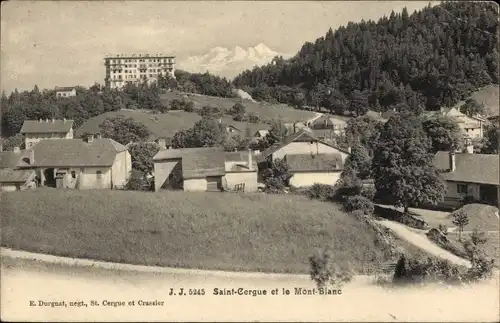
(333, 168, 363, 201)
(124, 170, 150, 191)
(309, 248, 353, 288)
(183, 101, 195, 112)
(247, 112, 260, 123)
(343, 195, 374, 215)
(306, 184, 336, 201)
(438, 224, 448, 235)
(199, 105, 221, 117)
(361, 185, 376, 200)
(393, 254, 467, 285)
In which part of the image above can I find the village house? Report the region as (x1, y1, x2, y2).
(0, 149, 37, 192)
(253, 130, 269, 140)
(284, 153, 344, 188)
(153, 147, 226, 192)
(20, 118, 74, 149)
(257, 130, 351, 165)
(308, 114, 348, 135)
(256, 130, 351, 184)
(153, 147, 259, 193)
(426, 107, 487, 138)
(433, 146, 499, 208)
(17, 134, 131, 189)
(55, 86, 77, 98)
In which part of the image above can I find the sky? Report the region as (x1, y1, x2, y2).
(1, 1, 440, 93)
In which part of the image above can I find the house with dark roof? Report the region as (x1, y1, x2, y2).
(284, 153, 344, 188)
(55, 86, 77, 98)
(433, 150, 499, 207)
(257, 130, 351, 165)
(0, 149, 37, 191)
(20, 118, 74, 149)
(17, 135, 131, 189)
(153, 147, 226, 192)
(309, 114, 348, 135)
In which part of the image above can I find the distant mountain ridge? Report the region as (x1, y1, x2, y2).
(178, 43, 291, 79)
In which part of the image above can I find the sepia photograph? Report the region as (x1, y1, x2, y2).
(0, 0, 499, 321)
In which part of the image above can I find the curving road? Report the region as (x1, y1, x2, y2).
(1, 248, 499, 322)
(376, 220, 472, 267)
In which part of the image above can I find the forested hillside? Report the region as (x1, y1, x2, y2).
(233, 1, 499, 115)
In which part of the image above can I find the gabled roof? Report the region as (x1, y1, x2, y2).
(285, 153, 343, 172)
(311, 114, 348, 127)
(21, 139, 127, 168)
(154, 147, 225, 179)
(254, 130, 269, 137)
(55, 86, 76, 92)
(0, 151, 29, 168)
(224, 151, 258, 171)
(257, 130, 350, 162)
(20, 119, 74, 134)
(0, 168, 36, 183)
(433, 152, 499, 185)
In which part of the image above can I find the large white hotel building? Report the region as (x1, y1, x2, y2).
(104, 54, 175, 89)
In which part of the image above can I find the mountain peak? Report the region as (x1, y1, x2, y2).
(179, 44, 291, 79)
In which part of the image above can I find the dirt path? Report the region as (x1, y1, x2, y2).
(376, 220, 472, 267)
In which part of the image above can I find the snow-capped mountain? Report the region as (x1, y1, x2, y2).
(178, 43, 291, 79)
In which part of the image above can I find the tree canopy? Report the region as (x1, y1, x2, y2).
(233, 2, 498, 115)
(372, 113, 446, 212)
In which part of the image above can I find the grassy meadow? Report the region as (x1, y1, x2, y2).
(159, 91, 316, 122)
(0, 189, 414, 274)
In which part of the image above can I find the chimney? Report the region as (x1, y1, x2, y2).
(63, 118, 67, 123)
(347, 146, 352, 154)
(158, 138, 166, 150)
(247, 149, 253, 170)
(87, 134, 94, 143)
(14, 146, 20, 153)
(293, 123, 297, 133)
(39, 118, 42, 123)
(46, 118, 48, 123)
(449, 151, 456, 172)
(52, 118, 55, 123)
(219, 117, 222, 124)
(30, 149, 35, 165)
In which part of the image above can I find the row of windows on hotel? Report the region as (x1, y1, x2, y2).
(111, 74, 159, 79)
(109, 58, 173, 64)
(111, 69, 165, 74)
(111, 63, 172, 68)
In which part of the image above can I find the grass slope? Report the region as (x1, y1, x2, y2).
(159, 91, 316, 123)
(469, 85, 499, 117)
(75, 110, 270, 140)
(2, 189, 406, 274)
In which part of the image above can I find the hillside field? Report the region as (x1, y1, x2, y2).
(159, 91, 317, 122)
(0, 189, 419, 274)
(469, 85, 499, 117)
(76, 110, 270, 140)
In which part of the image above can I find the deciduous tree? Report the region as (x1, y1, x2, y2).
(372, 113, 446, 212)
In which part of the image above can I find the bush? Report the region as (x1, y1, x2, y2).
(247, 112, 260, 123)
(124, 170, 150, 191)
(393, 254, 467, 285)
(361, 185, 376, 200)
(343, 195, 374, 215)
(199, 105, 221, 117)
(310, 248, 353, 288)
(306, 184, 336, 201)
(333, 168, 363, 201)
